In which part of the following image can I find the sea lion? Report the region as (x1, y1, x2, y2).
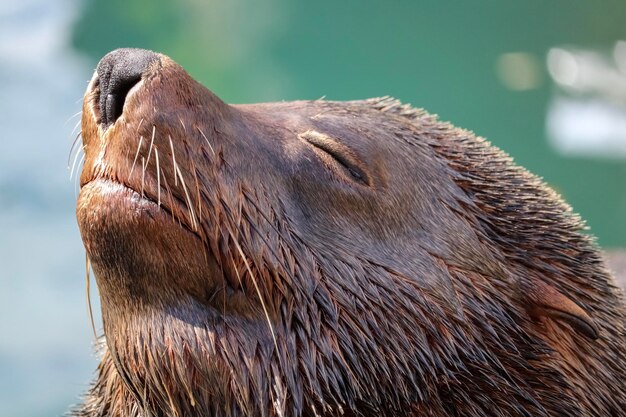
(73, 48, 626, 417)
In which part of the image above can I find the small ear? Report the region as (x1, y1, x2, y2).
(526, 279, 599, 340)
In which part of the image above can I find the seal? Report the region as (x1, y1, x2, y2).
(73, 48, 626, 417)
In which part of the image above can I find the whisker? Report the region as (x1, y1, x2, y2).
(216, 195, 285, 354)
(64, 110, 82, 127)
(86, 253, 97, 340)
(146, 125, 156, 164)
(160, 167, 178, 225)
(155, 147, 161, 206)
(136, 117, 145, 133)
(70, 118, 82, 138)
(197, 127, 215, 156)
(190, 159, 203, 223)
(69, 141, 83, 180)
(130, 136, 144, 176)
(219, 189, 301, 320)
(169, 135, 179, 187)
(232, 236, 279, 353)
(174, 163, 198, 231)
(141, 156, 146, 197)
(67, 131, 83, 168)
(223, 276, 227, 320)
(178, 116, 187, 132)
(231, 257, 245, 289)
(74, 153, 86, 198)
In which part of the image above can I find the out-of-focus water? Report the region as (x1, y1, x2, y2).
(0, 0, 100, 415)
(1, 1, 626, 415)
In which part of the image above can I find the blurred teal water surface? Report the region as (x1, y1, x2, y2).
(1, 1, 625, 416)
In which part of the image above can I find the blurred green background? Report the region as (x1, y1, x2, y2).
(1, 0, 625, 416)
(73, 0, 626, 247)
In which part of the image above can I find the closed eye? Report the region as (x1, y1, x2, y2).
(299, 130, 372, 186)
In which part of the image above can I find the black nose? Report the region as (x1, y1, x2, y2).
(96, 48, 159, 127)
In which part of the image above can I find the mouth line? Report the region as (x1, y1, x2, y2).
(84, 177, 203, 241)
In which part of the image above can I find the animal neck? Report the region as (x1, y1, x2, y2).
(85, 302, 281, 417)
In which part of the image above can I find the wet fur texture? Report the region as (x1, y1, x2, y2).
(74, 52, 626, 417)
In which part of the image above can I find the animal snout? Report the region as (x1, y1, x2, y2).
(95, 48, 160, 127)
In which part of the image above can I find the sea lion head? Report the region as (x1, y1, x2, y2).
(75, 49, 626, 417)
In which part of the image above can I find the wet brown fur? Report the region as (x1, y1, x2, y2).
(73, 51, 626, 417)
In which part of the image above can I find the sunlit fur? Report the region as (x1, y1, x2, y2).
(74, 53, 626, 417)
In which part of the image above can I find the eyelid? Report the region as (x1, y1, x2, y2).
(298, 130, 372, 186)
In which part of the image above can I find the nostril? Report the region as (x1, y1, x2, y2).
(100, 73, 142, 127)
(96, 48, 160, 127)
